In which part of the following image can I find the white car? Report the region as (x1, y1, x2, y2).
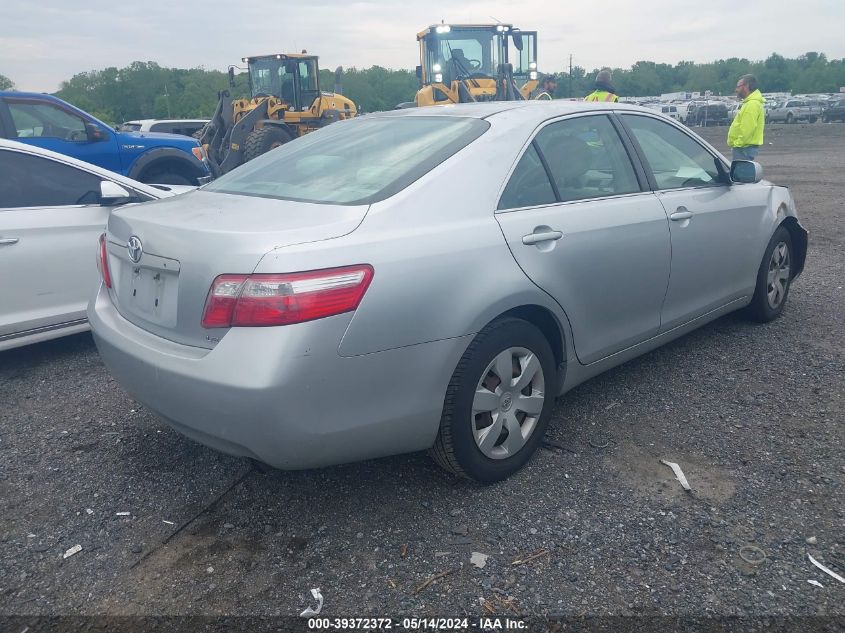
(0, 139, 190, 351)
(118, 119, 209, 137)
(644, 103, 680, 120)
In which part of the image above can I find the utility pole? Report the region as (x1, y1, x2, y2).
(164, 83, 171, 117)
(569, 54, 573, 98)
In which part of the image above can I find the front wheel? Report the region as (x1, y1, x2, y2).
(430, 318, 557, 482)
(243, 126, 292, 163)
(141, 170, 193, 186)
(744, 226, 794, 322)
(809, 115, 818, 124)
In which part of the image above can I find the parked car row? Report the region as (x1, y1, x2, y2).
(766, 98, 824, 123)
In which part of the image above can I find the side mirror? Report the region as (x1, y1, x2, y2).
(730, 160, 763, 184)
(512, 31, 524, 51)
(99, 181, 135, 206)
(228, 67, 236, 88)
(86, 123, 109, 143)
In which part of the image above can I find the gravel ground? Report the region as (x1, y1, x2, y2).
(0, 123, 843, 628)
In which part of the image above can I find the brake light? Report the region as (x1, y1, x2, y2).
(201, 265, 374, 328)
(97, 233, 112, 288)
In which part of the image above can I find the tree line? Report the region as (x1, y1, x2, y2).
(1, 52, 842, 124)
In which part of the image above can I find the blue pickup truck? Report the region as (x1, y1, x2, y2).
(0, 92, 211, 185)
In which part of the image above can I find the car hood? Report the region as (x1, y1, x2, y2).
(117, 131, 199, 146)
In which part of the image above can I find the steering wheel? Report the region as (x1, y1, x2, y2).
(467, 59, 483, 71)
(67, 129, 88, 142)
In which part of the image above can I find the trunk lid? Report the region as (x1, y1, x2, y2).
(104, 190, 367, 348)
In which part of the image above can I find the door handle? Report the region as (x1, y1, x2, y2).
(522, 230, 563, 245)
(669, 208, 693, 221)
(0, 237, 20, 245)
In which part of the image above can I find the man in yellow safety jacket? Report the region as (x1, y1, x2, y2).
(584, 70, 619, 103)
(727, 74, 765, 161)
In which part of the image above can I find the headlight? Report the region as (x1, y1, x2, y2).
(435, 24, 451, 34)
(496, 25, 504, 31)
(434, 73, 443, 83)
(529, 71, 538, 80)
(432, 63, 442, 73)
(529, 62, 537, 70)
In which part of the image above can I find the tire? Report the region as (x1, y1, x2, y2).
(744, 226, 794, 323)
(430, 317, 557, 482)
(786, 113, 794, 124)
(822, 114, 829, 123)
(809, 115, 817, 124)
(140, 170, 192, 186)
(243, 126, 292, 163)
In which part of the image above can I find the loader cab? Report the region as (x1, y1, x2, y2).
(417, 24, 538, 87)
(246, 54, 321, 111)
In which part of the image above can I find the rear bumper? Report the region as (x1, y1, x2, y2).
(88, 284, 468, 469)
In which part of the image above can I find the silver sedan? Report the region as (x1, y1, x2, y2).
(88, 102, 807, 482)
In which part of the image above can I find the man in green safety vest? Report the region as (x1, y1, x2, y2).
(584, 70, 619, 103)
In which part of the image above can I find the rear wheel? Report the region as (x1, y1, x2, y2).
(430, 318, 557, 482)
(744, 226, 794, 322)
(809, 115, 818, 123)
(786, 113, 794, 124)
(243, 126, 292, 163)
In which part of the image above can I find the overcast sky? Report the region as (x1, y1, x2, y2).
(2, 0, 843, 92)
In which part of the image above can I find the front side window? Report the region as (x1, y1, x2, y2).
(533, 115, 640, 202)
(621, 114, 722, 190)
(7, 100, 87, 141)
(205, 116, 489, 205)
(0, 150, 103, 208)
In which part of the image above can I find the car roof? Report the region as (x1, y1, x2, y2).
(0, 138, 170, 198)
(0, 90, 55, 99)
(370, 100, 664, 121)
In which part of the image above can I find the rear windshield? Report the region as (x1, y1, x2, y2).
(204, 116, 489, 205)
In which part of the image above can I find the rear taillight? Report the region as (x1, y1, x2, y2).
(97, 233, 112, 288)
(201, 265, 374, 328)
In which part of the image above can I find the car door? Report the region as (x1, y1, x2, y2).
(495, 113, 672, 365)
(618, 113, 770, 331)
(0, 148, 114, 341)
(1, 97, 121, 173)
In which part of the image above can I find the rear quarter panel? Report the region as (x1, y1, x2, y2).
(251, 111, 575, 360)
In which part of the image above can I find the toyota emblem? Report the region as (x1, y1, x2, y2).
(127, 236, 143, 263)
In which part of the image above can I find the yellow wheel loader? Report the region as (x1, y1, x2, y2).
(405, 24, 540, 107)
(199, 53, 357, 176)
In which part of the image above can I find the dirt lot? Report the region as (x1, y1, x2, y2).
(1, 122, 843, 630)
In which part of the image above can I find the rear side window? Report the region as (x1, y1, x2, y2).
(534, 115, 640, 202)
(0, 150, 103, 208)
(498, 145, 556, 210)
(205, 116, 489, 205)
